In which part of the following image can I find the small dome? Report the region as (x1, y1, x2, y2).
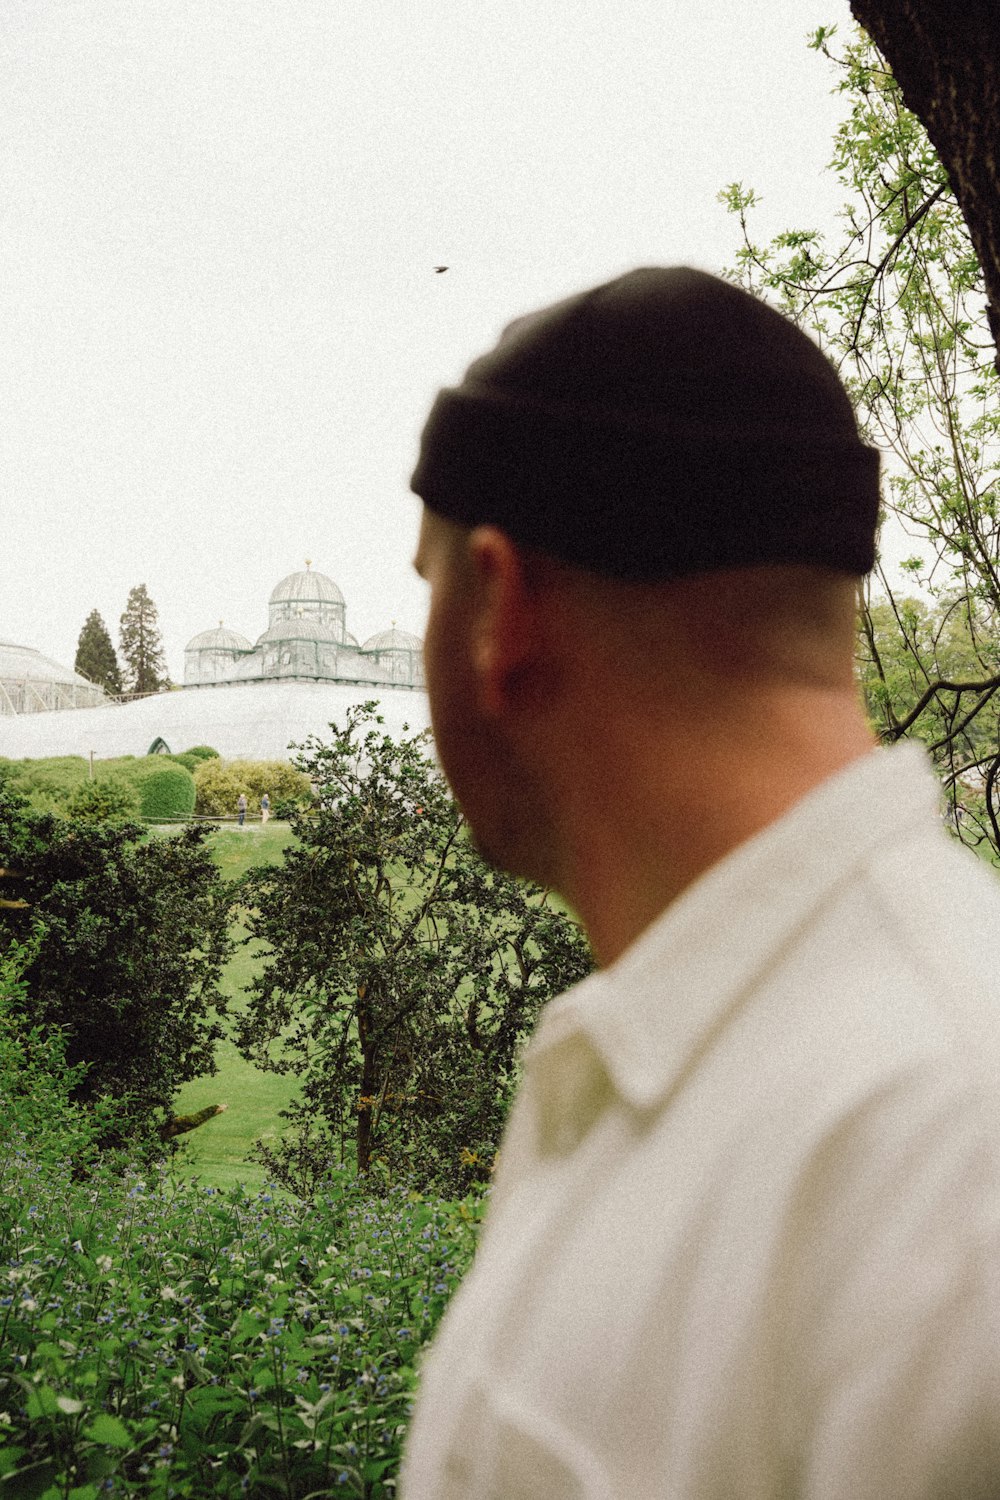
(256, 618, 340, 646)
(269, 567, 344, 609)
(361, 627, 423, 653)
(185, 625, 252, 653)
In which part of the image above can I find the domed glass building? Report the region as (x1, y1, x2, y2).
(268, 569, 346, 639)
(184, 564, 424, 691)
(0, 639, 108, 716)
(360, 626, 426, 686)
(184, 624, 254, 686)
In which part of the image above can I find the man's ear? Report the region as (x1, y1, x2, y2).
(466, 526, 537, 717)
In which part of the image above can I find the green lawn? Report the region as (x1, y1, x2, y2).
(171, 821, 303, 1192)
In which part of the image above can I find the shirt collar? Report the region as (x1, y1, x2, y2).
(527, 742, 943, 1117)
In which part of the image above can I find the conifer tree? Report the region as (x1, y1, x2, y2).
(119, 584, 168, 695)
(74, 609, 122, 696)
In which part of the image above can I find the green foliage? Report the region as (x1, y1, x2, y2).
(74, 609, 122, 696)
(0, 1143, 482, 1497)
(0, 757, 90, 817)
(169, 745, 221, 772)
(65, 771, 142, 825)
(0, 756, 196, 822)
(235, 705, 592, 1196)
(0, 934, 125, 1169)
(120, 760, 197, 820)
(193, 759, 312, 818)
(119, 584, 168, 695)
(0, 783, 231, 1139)
(721, 27, 1000, 860)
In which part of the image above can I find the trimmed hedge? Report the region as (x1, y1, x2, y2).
(169, 745, 221, 772)
(3, 753, 207, 821)
(119, 760, 197, 820)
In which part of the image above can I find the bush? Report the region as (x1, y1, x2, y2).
(0, 933, 125, 1168)
(169, 745, 221, 772)
(120, 759, 197, 819)
(0, 756, 89, 814)
(0, 1148, 483, 1498)
(194, 758, 312, 818)
(65, 770, 142, 824)
(0, 783, 231, 1139)
(0, 756, 199, 821)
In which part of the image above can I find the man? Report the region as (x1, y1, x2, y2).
(401, 267, 1000, 1498)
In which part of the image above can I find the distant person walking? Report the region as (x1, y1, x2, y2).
(237, 792, 247, 827)
(261, 792, 271, 824)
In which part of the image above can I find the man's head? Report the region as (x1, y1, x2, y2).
(411, 268, 880, 907)
(412, 266, 879, 580)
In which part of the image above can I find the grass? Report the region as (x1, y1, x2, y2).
(171, 823, 302, 1194)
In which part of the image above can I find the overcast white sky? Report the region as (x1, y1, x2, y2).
(3, 0, 883, 679)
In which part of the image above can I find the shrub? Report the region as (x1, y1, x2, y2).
(0, 783, 231, 1140)
(0, 756, 199, 821)
(120, 759, 197, 819)
(0, 932, 125, 1168)
(0, 1149, 483, 1498)
(169, 745, 221, 772)
(194, 758, 312, 818)
(65, 770, 142, 824)
(0, 756, 89, 814)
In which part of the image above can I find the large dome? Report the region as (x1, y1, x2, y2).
(269, 568, 344, 610)
(268, 564, 346, 640)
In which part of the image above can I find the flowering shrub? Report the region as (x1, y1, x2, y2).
(0, 1140, 483, 1497)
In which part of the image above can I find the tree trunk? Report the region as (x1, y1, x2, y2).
(850, 1, 1000, 371)
(356, 1009, 375, 1174)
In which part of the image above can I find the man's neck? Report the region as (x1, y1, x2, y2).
(549, 687, 878, 968)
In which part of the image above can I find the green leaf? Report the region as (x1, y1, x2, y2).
(23, 1388, 58, 1421)
(0, 1451, 26, 1480)
(0, 1460, 60, 1500)
(81, 1414, 132, 1449)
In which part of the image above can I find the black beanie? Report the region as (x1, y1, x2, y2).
(410, 266, 880, 579)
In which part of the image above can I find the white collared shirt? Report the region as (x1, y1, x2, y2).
(401, 744, 1000, 1499)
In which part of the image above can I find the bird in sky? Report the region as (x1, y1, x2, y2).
(434, 266, 449, 273)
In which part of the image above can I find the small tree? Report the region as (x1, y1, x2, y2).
(0, 780, 231, 1143)
(74, 609, 122, 696)
(722, 27, 1000, 859)
(119, 584, 168, 695)
(235, 705, 593, 1196)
